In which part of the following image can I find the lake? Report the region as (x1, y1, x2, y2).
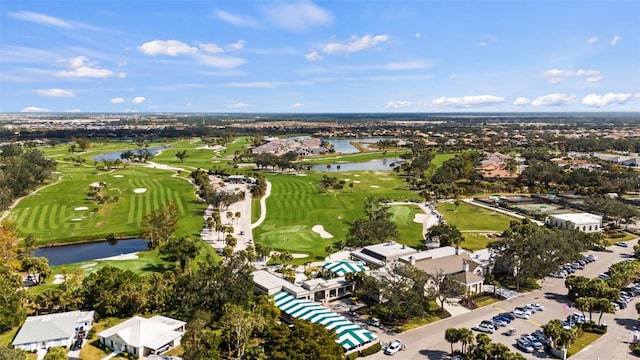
(34, 238, 150, 266)
(312, 158, 403, 172)
(92, 146, 166, 162)
(323, 138, 396, 154)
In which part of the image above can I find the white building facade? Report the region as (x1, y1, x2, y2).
(546, 213, 603, 232)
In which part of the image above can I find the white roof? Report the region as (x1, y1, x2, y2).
(12, 310, 94, 346)
(399, 246, 466, 263)
(252, 270, 307, 296)
(551, 213, 602, 225)
(97, 316, 185, 349)
(361, 241, 417, 259)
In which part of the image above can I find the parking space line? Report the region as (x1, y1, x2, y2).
(527, 319, 542, 327)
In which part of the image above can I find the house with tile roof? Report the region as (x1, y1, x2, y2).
(97, 315, 185, 358)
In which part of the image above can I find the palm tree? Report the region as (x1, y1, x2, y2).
(444, 328, 460, 354)
(543, 319, 564, 348)
(234, 211, 241, 225)
(458, 328, 473, 354)
(227, 211, 234, 225)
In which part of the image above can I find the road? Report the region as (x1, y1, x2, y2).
(366, 240, 640, 360)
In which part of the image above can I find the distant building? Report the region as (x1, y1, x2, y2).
(546, 213, 602, 232)
(12, 310, 94, 352)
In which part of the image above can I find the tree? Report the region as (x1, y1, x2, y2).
(176, 150, 188, 162)
(43, 347, 67, 360)
(262, 319, 344, 360)
(181, 311, 222, 360)
(75, 138, 91, 151)
(21, 234, 37, 258)
(234, 211, 241, 224)
(428, 269, 465, 312)
(0, 264, 25, 332)
(141, 200, 179, 248)
(0, 346, 26, 360)
(325, 245, 334, 258)
(426, 223, 464, 247)
(458, 327, 474, 354)
(594, 298, 615, 325)
(543, 319, 564, 349)
(347, 197, 399, 248)
(0, 222, 21, 269)
(445, 328, 460, 354)
(21, 257, 51, 284)
(255, 243, 272, 261)
(160, 236, 199, 272)
(220, 304, 265, 359)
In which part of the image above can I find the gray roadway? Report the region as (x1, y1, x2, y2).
(365, 239, 639, 360)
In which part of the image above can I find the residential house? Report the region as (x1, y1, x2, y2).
(12, 310, 94, 352)
(97, 315, 185, 358)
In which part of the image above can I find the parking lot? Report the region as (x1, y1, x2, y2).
(366, 239, 640, 359)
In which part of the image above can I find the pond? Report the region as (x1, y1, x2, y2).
(34, 238, 150, 266)
(311, 158, 403, 172)
(323, 138, 397, 154)
(92, 146, 166, 162)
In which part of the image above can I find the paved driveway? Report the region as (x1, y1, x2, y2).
(365, 240, 640, 359)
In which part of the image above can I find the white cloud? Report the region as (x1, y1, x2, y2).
(198, 42, 224, 54)
(382, 60, 432, 70)
(56, 56, 116, 78)
(611, 35, 621, 45)
(111, 97, 125, 104)
(449, 74, 457, 80)
(305, 51, 323, 62)
(531, 93, 577, 106)
(544, 69, 602, 84)
(586, 76, 603, 83)
(323, 34, 389, 54)
(227, 40, 247, 51)
(513, 97, 531, 106)
(576, 69, 600, 77)
(291, 103, 305, 108)
(588, 37, 597, 44)
(9, 11, 74, 29)
(227, 102, 250, 108)
(21, 106, 49, 112)
(431, 95, 506, 108)
(132, 97, 146, 104)
(582, 93, 633, 107)
(415, 32, 421, 38)
(222, 80, 311, 88)
(263, 1, 333, 32)
(215, 10, 260, 28)
(118, 72, 127, 79)
(64, 109, 81, 112)
(194, 53, 247, 68)
(477, 41, 486, 47)
(138, 40, 198, 56)
(37, 88, 74, 97)
(384, 101, 412, 108)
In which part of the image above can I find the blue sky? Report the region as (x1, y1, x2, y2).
(1, 1, 639, 113)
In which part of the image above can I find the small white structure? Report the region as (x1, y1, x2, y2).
(350, 241, 418, 267)
(97, 315, 185, 358)
(546, 213, 603, 232)
(12, 310, 94, 352)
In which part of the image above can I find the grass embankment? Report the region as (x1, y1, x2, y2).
(566, 332, 602, 356)
(7, 165, 207, 246)
(436, 201, 513, 250)
(253, 171, 419, 263)
(605, 231, 638, 246)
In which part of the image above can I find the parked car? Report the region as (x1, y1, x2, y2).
(492, 317, 508, 327)
(500, 312, 516, 320)
(384, 339, 402, 355)
(513, 310, 530, 319)
(529, 303, 545, 311)
(616, 241, 629, 247)
(523, 305, 537, 314)
(515, 307, 532, 316)
(368, 318, 380, 327)
(516, 338, 534, 353)
(598, 273, 611, 280)
(473, 323, 495, 334)
(522, 335, 544, 351)
(494, 315, 512, 324)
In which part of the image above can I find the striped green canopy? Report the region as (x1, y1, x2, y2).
(273, 291, 377, 351)
(322, 260, 367, 277)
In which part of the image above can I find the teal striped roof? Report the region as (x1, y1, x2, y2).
(322, 260, 367, 276)
(273, 291, 377, 351)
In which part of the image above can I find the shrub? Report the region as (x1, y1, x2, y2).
(581, 322, 608, 334)
(87, 328, 96, 339)
(358, 342, 382, 357)
(345, 352, 359, 360)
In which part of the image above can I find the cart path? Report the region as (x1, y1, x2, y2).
(0, 176, 62, 222)
(251, 180, 272, 229)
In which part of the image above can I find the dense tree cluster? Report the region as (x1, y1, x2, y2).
(0, 145, 56, 210)
(346, 197, 399, 248)
(445, 329, 526, 359)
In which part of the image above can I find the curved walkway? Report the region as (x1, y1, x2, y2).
(251, 180, 272, 229)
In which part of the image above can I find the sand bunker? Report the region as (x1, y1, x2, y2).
(98, 252, 139, 261)
(90, 182, 101, 188)
(292, 253, 309, 258)
(74, 206, 88, 211)
(80, 262, 97, 269)
(414, 213, 428, 224)
(353, 174, 360, 177)
(134, 188, 147, 194)
(113, 175, 124, 178)
(353, 180, 361, 183)
(52, 274, 66, 285)
(312, 225, 334, 239)
(370, 185, 380, 188)
(71, 218, 83, 221)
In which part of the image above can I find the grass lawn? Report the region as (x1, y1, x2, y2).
(605, 231, 638, 246)
(436, 202, 514, 232)
(472, 294, 501, 307)
(253, 171, 418, 262)
(80, 317, 129, 360)
(389, 204, 425, 248)
(567, 332, 602, 356)
(7, 164, 207, 245)
(0, 325, 20, 347)
(462, 233, 501, 251)
(299, 150, 407, 165)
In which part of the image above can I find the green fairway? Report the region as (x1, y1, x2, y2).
(389, 204, 425, 248)
(253, 171, 420, 261)
(7, 164, 207, 245)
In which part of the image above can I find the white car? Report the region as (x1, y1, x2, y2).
(530, 303, 545, 311)
(473, 323, 495, 334)
(384, 339, 402, 355)
(598, 273, 611, 280)
(513, 310, 530, 319)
